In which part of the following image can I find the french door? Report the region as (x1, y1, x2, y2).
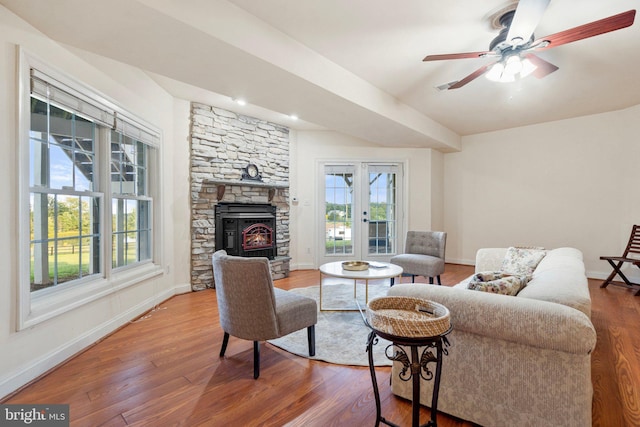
(319, 162, 403, 266)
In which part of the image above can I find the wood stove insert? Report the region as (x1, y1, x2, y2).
(215, 203, 277, 259)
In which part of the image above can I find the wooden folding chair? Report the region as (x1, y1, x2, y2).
(600, 224, 640, 296)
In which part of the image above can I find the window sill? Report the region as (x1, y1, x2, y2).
(22, 263, 164, 330)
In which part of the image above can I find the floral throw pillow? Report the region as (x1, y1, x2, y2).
(501, 247, 547, 278)
(467, 271, 528, 296)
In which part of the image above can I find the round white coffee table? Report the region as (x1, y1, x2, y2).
(318, 261, 403, 311)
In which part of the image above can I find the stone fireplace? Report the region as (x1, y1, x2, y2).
(190, 103, 290, 290)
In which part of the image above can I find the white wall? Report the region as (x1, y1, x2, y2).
(292, 130, 441, 269)
(444, 104, 640, 278)
(430, 150, 445, 231)
(171, 99, 193, 288)
(0, 6, 191, 398)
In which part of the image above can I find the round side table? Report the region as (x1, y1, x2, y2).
(318, 261, 403, 311)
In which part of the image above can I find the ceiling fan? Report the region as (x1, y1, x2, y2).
(425, 0, 636, 90)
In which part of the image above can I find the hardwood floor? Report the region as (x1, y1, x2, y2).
(4, 264, 640, 426)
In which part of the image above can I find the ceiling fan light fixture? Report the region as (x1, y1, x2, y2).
(485, 55, 537, 83)
(504, 55, 523, 75)
(485, 62, 503, 82)
(485, 62, 511, 82)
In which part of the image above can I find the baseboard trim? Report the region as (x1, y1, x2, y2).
(291, 262, 316, 271)
(446, 258, 475, 266)
(586, 270, 621, 281)
(0, 285, 187, 400)
(174, 283, 193, 294)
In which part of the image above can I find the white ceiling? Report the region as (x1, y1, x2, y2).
(2, 0, 639, 151)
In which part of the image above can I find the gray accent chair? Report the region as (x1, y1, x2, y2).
(211, 250, 317, 379)
(390, 231, 447, 285)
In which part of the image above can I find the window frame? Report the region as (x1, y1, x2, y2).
(17, 48, 163, 330)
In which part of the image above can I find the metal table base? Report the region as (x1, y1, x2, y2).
(366, 327, 451, 427)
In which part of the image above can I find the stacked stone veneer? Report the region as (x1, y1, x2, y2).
(190, 102, 290, 291)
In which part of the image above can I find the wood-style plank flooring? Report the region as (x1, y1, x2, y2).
(3, 264, 640, 426)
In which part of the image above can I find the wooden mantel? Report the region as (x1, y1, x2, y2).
(204, 178, 289, 202)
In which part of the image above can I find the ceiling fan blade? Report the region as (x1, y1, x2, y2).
(506, 0, 551, 47)
(423, 51, 495, 61)
(523, 54, 559, 78)
(448, 62, 497, 89)
(533, 9, 636, 50)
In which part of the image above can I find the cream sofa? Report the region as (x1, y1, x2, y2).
(386, 247, 597, 427)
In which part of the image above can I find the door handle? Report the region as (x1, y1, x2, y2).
(363, 218, 368, 223)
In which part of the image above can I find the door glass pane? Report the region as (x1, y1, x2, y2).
(368, 167, 397, 255)
(325, 170, 354, 256)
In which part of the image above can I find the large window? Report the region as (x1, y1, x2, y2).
(20, 54, 161, 328)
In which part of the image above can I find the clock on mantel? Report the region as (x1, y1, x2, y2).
(241, 163, 263, 182)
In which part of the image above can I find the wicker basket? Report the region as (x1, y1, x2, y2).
(366, 296, 451, 338)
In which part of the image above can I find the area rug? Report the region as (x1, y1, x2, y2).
(268, 279, 393, 366)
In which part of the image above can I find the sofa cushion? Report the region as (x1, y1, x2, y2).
(517, 248, 591, 317)
(501, 247, 547, 278)
(467, 271, 527, 296)
(517, 270, 591, 317)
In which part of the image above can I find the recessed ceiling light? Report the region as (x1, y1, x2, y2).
(289, 114, 298, 120)
(231, 97, 247, 106)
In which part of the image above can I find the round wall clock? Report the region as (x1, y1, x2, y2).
(242, 163, 263, 181)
